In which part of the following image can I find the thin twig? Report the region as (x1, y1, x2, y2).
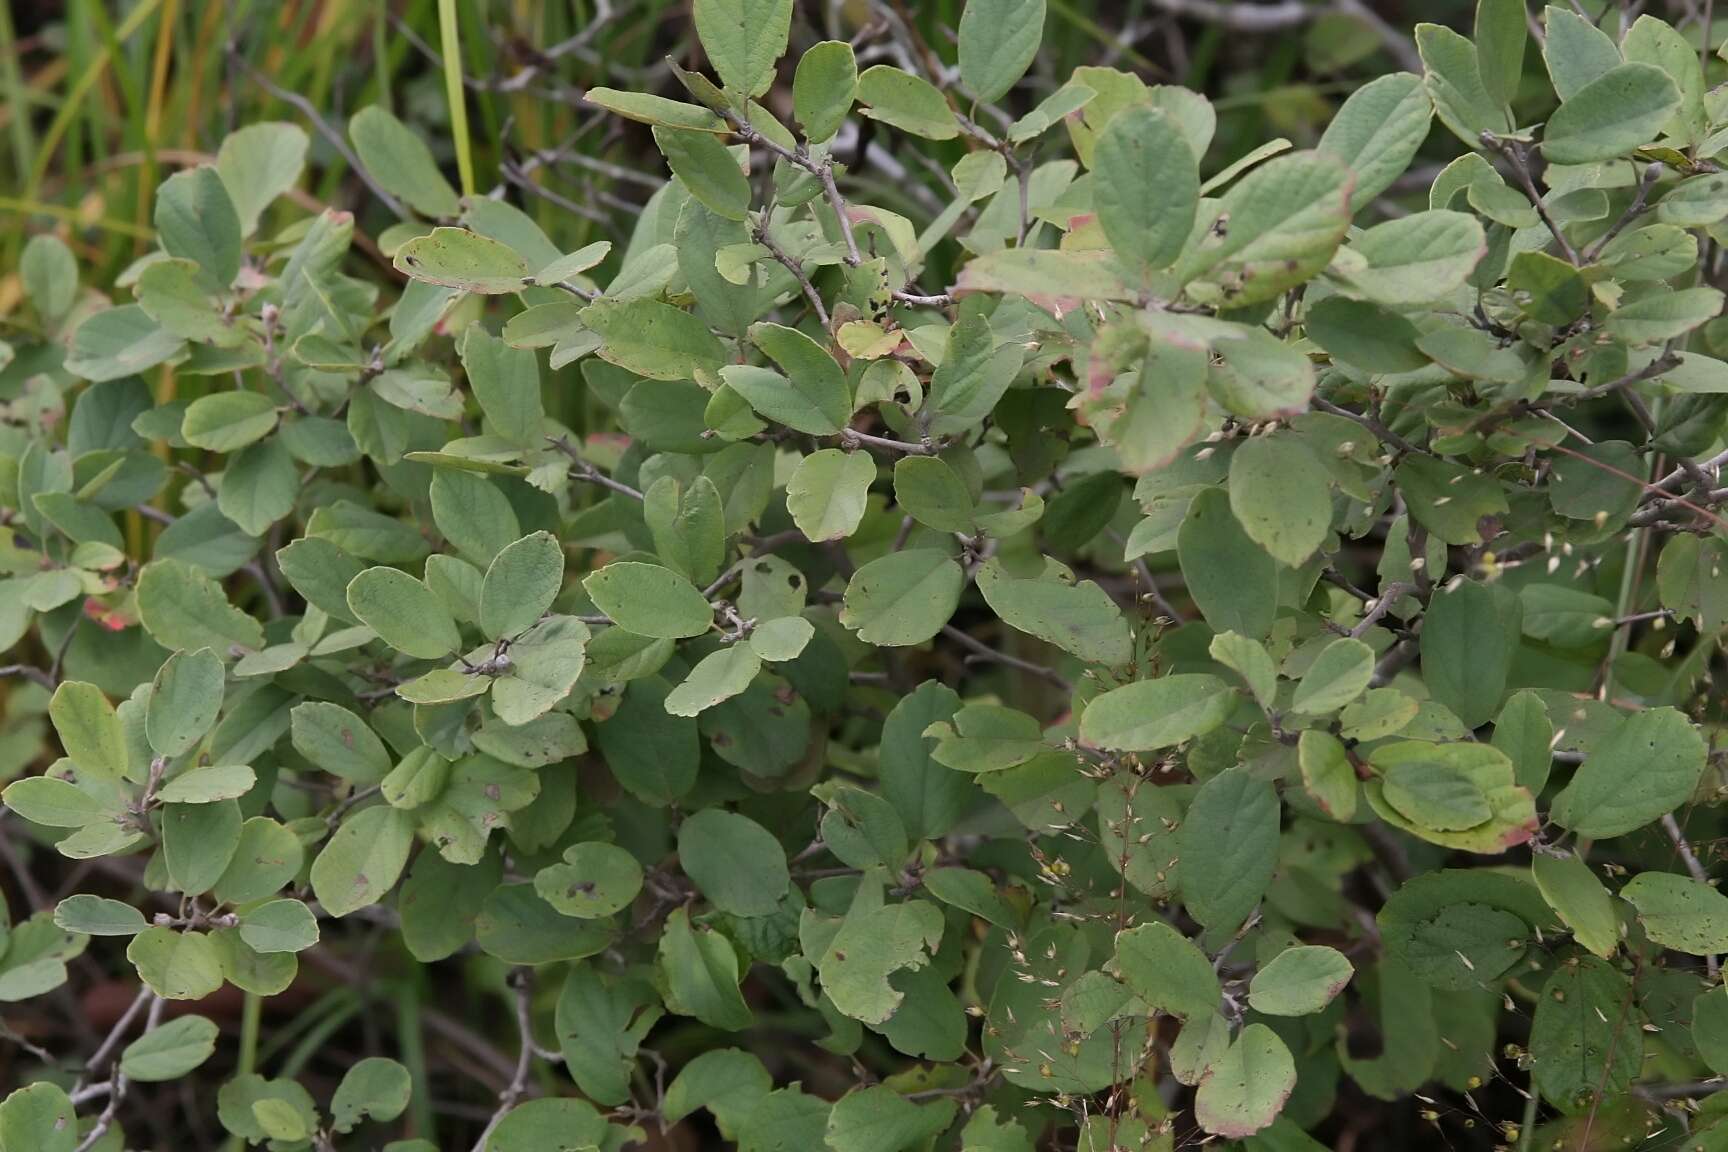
(1483, 133, 1582, 265)
(1351, 582, 1412, 639)
(754, 220, 830, 329)
(1583, 162, 1663, 262)
(940, 625, 1071, 692)
(470, 969, 539, 1152)
(0, 664, 54, 690)
(1661, 813, 1718, 977)
(839, 428, 936, 456)
(547, 435, 645, 499)
(229, 49, 409, 220)
(1310, 397, 1423, 458)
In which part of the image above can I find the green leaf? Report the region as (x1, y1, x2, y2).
(1194, 1023, 1296, 1139)
(1604, 286, 1726, 345)
(1342, 210, 1486, 304)
(678, 808, 789, 916)
(216, 121, 309, 236)
(156, 165, 243, 286)
(1113, 920, 1219, 1019)
(1380, 758, 1492, 831)
(481, 531, 563, 639)
(1080, 674, 1233, 751)
(666, 645, 763, 717)
(1317, 72, 1435, 213)
(1092, 106, 1196, 270)
(158, 763, 256, 804)
(431, 471, 522, 566)
(21, 233, 77, 323)
(161, 799, 242, 894)
(740, 322, 851, 434)
(1210, 631, 1278, 711)
(137, 258, 247, 345)
(1340, 687, 1418, 745)
(1419, 578, 1519, 728)
(958, 0, 1045, 103)
(461, 325, 545, 445)
(1395, 455, 1509, 546)
(582, 297, 730, 381)
(120, 1015, 219, 1081)
(1697, 989, 1728, 1078)
(660, 906, 754, 1029)
(1378, 869, 1553, 989)
(927, 312, 1025, 431)
(556, 967, 663, 1106)
(1624, 14, 1707, 147)
(787, 449, 876, 542)
(955, 248, 1136, 307)
(485, 1098, 611, 1152)
(1530, 955, 1642, 1111)
(1227, 435, 1333, 567)
(1179, 487, 1277, 638)
(1620, 872, 1728, 955)
(1299, 735, 1354, 825)
(213, 818, 305, 906)
(311, 804, 416, 917)
(127, 926, 224, 1000)
(1657, 174, 1728, 228)
(350, 104, 462, 218)
(395, 227, 530, 293)
(54, 894, 147, 936)
(50, 680, 126, 777)
(817, 885, 944, 1025)
(892, 455, 974, 533)
(331, 1057, 412, 1133)
(664, 1048, 772, 1128)
(1542, 62, 1679, 164)
(1178, 151, 1353, 307)
(1179, 768, 1280, 935)
(290, 702, 391, 784)
(182, 390, 278, 453)
(147, 646, 224, 758)
(64, 305, 182, 382)
(1417, 23, 1505, 145)
(0, 1082, 77, 1152)
(346, 567, 462, 659)
(856, 66, 958, 140)
(826, 1085, 957, 1152)
(1474, 0, 1527, 110)
(585, 561, 713, 639)
(840, 550, 964, 647)
(655, 126, 751, 221)
(1248, 945, 1354, 1016)
(878, 681, 972, 843)
(1532, 853, 1619, 959)
(1292, 637, 1375, 715)
(536, 841, 644, 918)
(1364, 739, 1536, 853)
(1492, 689, 1555, 795)
(693, 0, 793, 97)
(239, 898, 320, 954)
(1542, 5, 1621, 101)
(1552, 706, 1706, 838)
(1507, 249, 1588, 324)
(3, 776, 116, 827)
(793, 41, 857, 144)
(585, 88, 727, 133)
(218, 436, 298, 536)
(975, 557, 1131, 665)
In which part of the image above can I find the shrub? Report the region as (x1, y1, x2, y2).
(4, 1, 1728, 1149)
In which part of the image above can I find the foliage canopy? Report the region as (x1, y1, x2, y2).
(8, 1, 1728, 1149)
